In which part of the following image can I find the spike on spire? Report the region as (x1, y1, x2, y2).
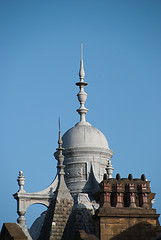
(76, 43, 91, 126)
(79, 42, 85, 80)
(59, 117, 60, 131)
(58, 117, 62, 149)
(81, 41, 83, 60)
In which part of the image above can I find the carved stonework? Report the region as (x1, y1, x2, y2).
(65, 162, 87, 180)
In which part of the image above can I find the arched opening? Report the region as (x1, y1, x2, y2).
(26, 203, 47, 228)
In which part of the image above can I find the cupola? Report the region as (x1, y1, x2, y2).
(57, 43, 114, 195)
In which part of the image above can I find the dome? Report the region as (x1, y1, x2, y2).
(62, 123, 109, 149)
(59, 44, 114, 195)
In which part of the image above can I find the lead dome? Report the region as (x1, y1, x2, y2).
(62, 124, 109, 149)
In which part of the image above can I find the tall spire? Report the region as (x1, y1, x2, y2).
(76, 43, 90, 125)
(56, 118, 65, 177)
(55, 119, 73, 200)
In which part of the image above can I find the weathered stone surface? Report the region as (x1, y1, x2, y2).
(74, 230, 99, 240)
(62, 208, 97, 240)
(38, 199, 73, 240)
(95, 174, 161, 240)
(96, 207, 161, 240)
(0, 223, 27, 240)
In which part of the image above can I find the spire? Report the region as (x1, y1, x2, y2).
(58, 117, 62, 149)
(56, 118, 65, 176)
(55, 119, 73, 200)
(38, 121, 73, 240)
(76, 43, 90, 125)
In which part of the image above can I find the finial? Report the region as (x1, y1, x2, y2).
(56, 119, 64, 175)
(79, 42, 85, 80)
(59, 117, 60, 131)
(107, 160, 114, 179)
(58, 117, 63, 149)
(81, 41, 83, 60)
(17, 171, 26, 192)
(76, 43, 90, 125)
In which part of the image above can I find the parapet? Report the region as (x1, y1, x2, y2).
(99, 173, 155, 209)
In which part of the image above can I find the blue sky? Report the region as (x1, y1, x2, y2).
(0, 0, 161, 228)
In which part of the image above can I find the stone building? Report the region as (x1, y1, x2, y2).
(0, 45, 161, 240)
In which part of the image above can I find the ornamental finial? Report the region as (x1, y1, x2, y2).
(58, 117, 63, 149)
(79, 42, 85, 80)
(81, 41, 83, 60)
(17, 171, 26, 192)
(76, 43, 90, 125)
(107, 160, 114, 179)
(56, 118, 64, 175)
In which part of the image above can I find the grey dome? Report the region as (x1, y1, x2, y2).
(62, 124, 109, 149)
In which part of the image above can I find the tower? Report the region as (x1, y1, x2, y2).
(11, 44, 114, 240)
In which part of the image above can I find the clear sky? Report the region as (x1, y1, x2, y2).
(0, 0, 161, 229)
